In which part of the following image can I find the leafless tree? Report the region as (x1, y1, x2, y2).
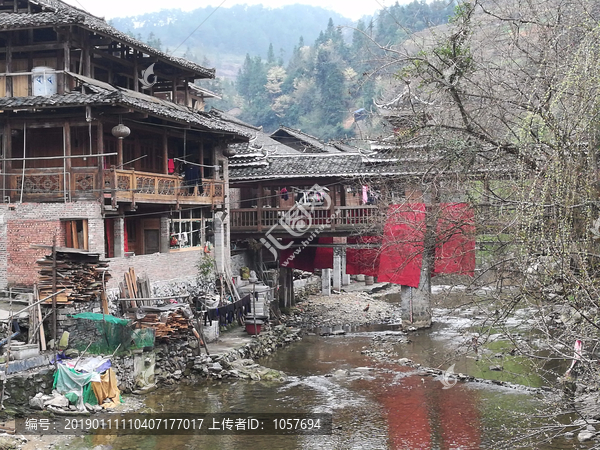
(356, 0, 600, 444)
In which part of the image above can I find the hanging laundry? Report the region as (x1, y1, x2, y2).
(362, 186, 369, 204)
(168, 158, 175, 174)
(281, 187, 289, 201)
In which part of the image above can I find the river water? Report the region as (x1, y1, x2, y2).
(68, 315, 585, 450)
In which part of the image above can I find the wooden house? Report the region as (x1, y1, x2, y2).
(0, 0, 249, 290)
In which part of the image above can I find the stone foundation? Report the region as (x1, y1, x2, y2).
(111, 325, 301, 393)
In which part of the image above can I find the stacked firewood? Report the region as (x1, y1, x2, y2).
(37, 251, 110, 303)
(137, 309, 191, 341)
(119, 268, 152, 308)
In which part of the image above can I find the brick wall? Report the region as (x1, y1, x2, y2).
(0, 202, 221, 292)
(0, 202, 103, 288)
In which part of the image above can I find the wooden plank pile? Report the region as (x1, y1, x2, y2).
(137, 309, 190, 341)
(37, 250, 111, 304)
(119, 268, 152, 308)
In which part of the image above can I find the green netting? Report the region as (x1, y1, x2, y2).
(131, 328, 155, 349)
(68, 314, 142, 354)
(71, 313, 130, 326)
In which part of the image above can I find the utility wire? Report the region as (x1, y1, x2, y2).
(170, 0, 228, 56)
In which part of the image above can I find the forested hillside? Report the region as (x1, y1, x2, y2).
(230, 0, 456, 139)
(110, 5, 348, 79)
(111, 1, 456, 139)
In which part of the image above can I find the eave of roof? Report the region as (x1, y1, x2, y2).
(3, 0, 214, 79)
(0, 74, 251, 139)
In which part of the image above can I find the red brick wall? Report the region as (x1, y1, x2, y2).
(0, 202, 212, 291)
(0, 202, 104, 287)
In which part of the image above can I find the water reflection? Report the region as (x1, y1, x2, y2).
(67, 331, 574, 450)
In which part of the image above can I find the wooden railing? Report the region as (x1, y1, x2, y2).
(3, 168, 98, 202)
(230, 205, 381, 233)
(103, 169, 225, 206)
(1, 168, 225, 206)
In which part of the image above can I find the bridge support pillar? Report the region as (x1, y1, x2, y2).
(321, 268, 331, 296)
(399, 261, 432, 328)
(341, 247, 350, 286)
(333, 250, 342, 291)
(114, 215, 125, 258)
(279, 267, 294, 308)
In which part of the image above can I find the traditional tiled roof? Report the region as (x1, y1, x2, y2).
(1, 0, 214, 78)
(228, 146, 410, 180)
(207, 112, 409, 180)
(0, 73, 250, 139)
(270, 127, 343, 153)
(209, 109, 300, 158)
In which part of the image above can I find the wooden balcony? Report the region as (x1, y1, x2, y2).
(103, 169, 225, 208)
(230, 205, 381, 235)
(1, 168, 225, 207)
(3, 168, 99, 202)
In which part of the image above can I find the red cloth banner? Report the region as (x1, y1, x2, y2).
(434, 203, 476, 276)
(377, 203, 427, 288)
(314, 237, 334, 269)
(347, 236, 380, 277)
(278, 203, 475, 284)
(279, 240, 316, 272)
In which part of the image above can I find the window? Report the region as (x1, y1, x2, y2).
(63, 219, 88, 250)
(170, 209, 205, 250)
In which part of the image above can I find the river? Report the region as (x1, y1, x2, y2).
(66, 313, 585, 450)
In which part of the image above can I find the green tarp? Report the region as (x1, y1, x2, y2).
(53, 364, 97, 411)
(71, 313, 130, 326)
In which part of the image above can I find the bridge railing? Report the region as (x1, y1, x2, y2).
(230, 205, 380, 233)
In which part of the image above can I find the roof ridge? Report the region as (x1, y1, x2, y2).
(15, 0, 215, 79)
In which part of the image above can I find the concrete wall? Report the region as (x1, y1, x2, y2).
(231, 252, 250, 279)
(106, 248, 204, 291)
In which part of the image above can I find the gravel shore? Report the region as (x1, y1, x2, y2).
(286, 291, 403, 329)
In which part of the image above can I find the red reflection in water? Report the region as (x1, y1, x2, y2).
(380, 375, 432, 449)
(437, 382, 481, 449)
(379, 374, 481, 450)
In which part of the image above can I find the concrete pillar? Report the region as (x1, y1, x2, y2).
(213, 212, 225, 275)
(399, 266, 432, 328)
(278, 267, 294, 309)
(114, 216, 125, 258)
(321, 268, 331, 296)
(333, 250, 342, 291)
(159, 215, 170, 254)
(341, 247, 350, 286)
(288, 268, 295, 306)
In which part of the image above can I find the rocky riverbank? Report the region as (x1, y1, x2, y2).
(151, 324, 300, 384)
(285, 291, 403, 329)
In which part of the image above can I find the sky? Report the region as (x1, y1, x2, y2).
(63, 0, 389, 22)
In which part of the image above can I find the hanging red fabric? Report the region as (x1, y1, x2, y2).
(347, 236, 380, 277)
(279, 240, 316, 272)
(377, 204, 426, 288)
(314, 237, 333, 269)
(434, 203, 476, 276)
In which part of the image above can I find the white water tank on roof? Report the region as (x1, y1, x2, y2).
(32, 67, 56, 96)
